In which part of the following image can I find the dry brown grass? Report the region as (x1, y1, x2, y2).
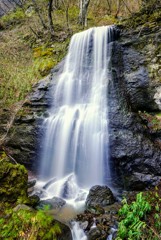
(0, 22, 41, 109)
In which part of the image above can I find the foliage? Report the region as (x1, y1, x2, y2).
(116, 184, 161, 240)
(143, 185, 161, 240)
(116, 192, 151, 239)
(0, 208, 61, 240)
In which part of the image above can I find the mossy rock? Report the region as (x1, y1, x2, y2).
(0, 152, 28, 203)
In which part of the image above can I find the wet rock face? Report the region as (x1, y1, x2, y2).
(122, 47, 159, 112)
(108, 20, 161, 190)
(85, 185, 115, 213)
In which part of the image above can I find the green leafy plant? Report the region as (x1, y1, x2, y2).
(116, 192, 151, 240)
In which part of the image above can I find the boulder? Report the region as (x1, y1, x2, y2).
(85, 186, 115, 213)
(88, 228, 102, 240)
(28, 179, 37, 188)
(56, 220, 72, 240)
(0, 155, 28, 203)
(37, 197, 66, 210)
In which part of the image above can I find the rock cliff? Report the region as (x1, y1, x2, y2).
(108, 4, 161, 189)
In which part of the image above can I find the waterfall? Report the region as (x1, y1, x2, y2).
(39, 26, 115, 202)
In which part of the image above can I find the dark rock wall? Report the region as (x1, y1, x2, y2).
(108, 21, 161, 190)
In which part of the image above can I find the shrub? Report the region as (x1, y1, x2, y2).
(116, 193, 151, 240)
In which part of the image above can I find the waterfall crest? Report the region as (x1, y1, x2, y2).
(40, 26, 115, 200)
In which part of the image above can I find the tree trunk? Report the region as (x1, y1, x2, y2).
(48, 0, 54, 37)
(78, 0, 90, 27)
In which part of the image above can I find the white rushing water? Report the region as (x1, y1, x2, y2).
(71, 222, 87, 240)
(38, 25, 115, 240)
(39, 26, 114, 209)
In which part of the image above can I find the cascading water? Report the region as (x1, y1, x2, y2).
(39, 26, 115, 207)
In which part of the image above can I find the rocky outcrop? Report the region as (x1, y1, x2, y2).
(108, 6, 161, 190)
(70, 185, 118, 239)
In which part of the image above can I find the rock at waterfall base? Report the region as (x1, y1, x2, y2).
(37, 197, 66, 210)
(0, 157, 28, 203)
(85, 185, 115, 214)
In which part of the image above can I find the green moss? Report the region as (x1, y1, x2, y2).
(0, 151, 28, 203)
(34, 57, 56, 76)
(33, 39, 70, 76)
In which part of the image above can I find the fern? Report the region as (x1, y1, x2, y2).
(116, 192, 151, 240)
